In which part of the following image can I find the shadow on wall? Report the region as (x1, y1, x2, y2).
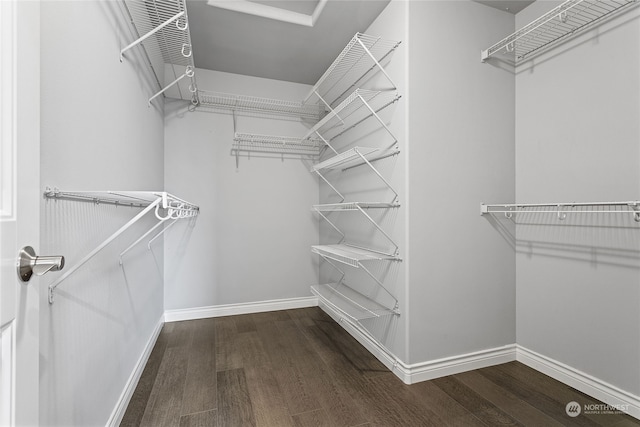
(484, 208, 640, 269)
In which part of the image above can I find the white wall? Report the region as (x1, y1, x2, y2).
(40, 1, 165, 425)
(515, 1, 640, 397)
(407, 1, 516, 363)
(163, 68, 319, 311)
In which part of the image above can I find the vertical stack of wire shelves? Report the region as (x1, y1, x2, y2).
(120, 0, 199, 105)
(308, 33, 403, 329)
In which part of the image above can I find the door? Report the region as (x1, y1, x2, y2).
(1, 1, 41, 425)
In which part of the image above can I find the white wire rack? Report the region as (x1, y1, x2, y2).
(303, 89, 400, 141)
(304, 33, 401, 109)
(43, 188, 199, 303)
(311, 283, 397, 321)
(481, 0, 639, 63)
(232, 133, 323, 157)
(121, 0, 199, 105)
(311, 147, 400, 203)
(197, 90, 326, 121)
(481, 200, 640, 222)
(312, 244, 400, 266)
(313, 202, 400, 257)
(311, 244, 400, 320)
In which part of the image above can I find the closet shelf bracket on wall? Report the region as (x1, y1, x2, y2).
(121, 0, 199, 105)
(481, 0, 640, 63)
(480, 200, 640, 222)
(43, 188, 199, 304)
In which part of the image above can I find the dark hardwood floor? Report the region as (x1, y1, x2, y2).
(121, 307, 640, 427)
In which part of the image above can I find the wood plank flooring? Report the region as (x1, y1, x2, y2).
(121, 307, 640, 427)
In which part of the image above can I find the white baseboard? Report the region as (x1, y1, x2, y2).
(163, 296, 319, 322)
(107, 315, 164, 427)
(516, 345, 640, 419)
(398, 344, 517, 384)
(316, 300, 517, 385)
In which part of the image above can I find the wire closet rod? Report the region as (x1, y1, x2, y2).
(44, 188, 199, 303)
(481, 200, 640, 221)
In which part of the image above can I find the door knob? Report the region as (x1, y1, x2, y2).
(17, 246, 65, 283)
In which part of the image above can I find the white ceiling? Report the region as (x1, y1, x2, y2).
(187, 0, 391, 85)
(187, 0, 535, 85)
(472, 0, 534, 14)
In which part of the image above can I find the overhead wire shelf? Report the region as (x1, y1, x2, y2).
(232, 133, 323, 158)
(303, 89, 400, 141)
(311, 283, 397, 321)
(304, 33, 401, 109)
(481, 200, 640, 221)
(481, 0, 639, 63)
(197, 90, 326, 120)
(121, 0, 199, 104)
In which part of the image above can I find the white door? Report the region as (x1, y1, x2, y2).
(1, 1, 42, 426)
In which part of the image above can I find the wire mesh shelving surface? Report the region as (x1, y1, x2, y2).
(122, 0, 198, 102)
(481, 0, 639, 63)
(302, 89, 400, 140)
(232, 133, 323, 158)
(197, 91, 327, 121)
(305, 33, 401, 108)
(313, 202, 400, 211)
(311, 244, 400, 268)
(311, 147, 380, 172)
(311, 283, 397, 321)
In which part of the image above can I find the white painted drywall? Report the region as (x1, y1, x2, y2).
(515, 1, 640, 396)
(39, 1, 165, 425)
(407, 0, 516, 364)
(163, 68, 319, 311)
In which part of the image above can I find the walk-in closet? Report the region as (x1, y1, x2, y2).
(1, 0, 639, 425)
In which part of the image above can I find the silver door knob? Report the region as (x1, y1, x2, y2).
(17, 246, 65, 282)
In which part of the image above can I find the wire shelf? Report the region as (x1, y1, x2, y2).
(302, 89, 400, 141)
(481, 200, 640, 221)
(44, 188, 199, 214)
(197, 90, 326, 121)
(311, 244, 400, 268)
(305, 33, 401, 108)
(311, 283, 397, 321)
(121, 0, 198, 103)
(313, 202, 400, 211)
(311, 147, 380, 172)
(481, 0, 639, 63)
(232, 133, 323, 158)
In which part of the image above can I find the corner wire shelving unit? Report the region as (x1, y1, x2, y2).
(481, 200, 640, 222)
(120, 0, 199, 106)
(481, 0, 640, 63)
(43, 188, 199, 304)
(306, 33, 402, 336)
